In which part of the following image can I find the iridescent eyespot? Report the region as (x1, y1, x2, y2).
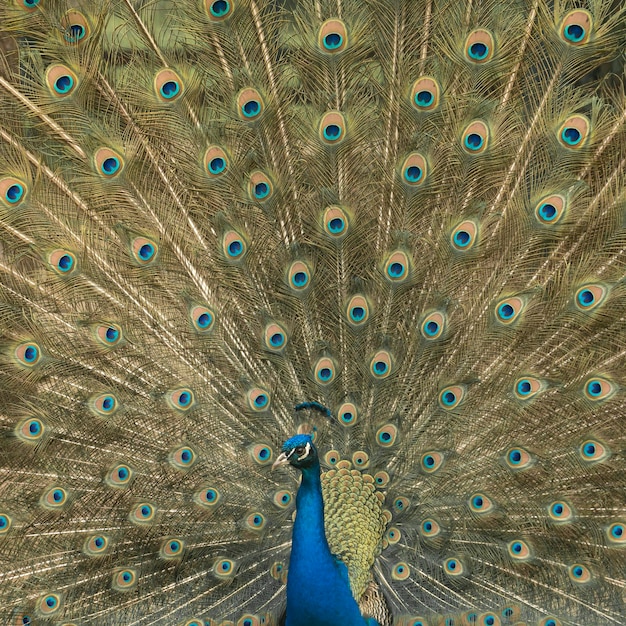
(106, 463, 133, 488)
(558, 115, 590, 149)
(154, 69, 183, 101)
(320, 111, 346, 144)
(195, 486, 221, 508)
(14, 342, 41, 367)
(95, 323, 122, 346)
(579, 439, 609, 463)
(273, 490, 292, 508)
(0, 177, 27, 206)
(392, 562, 410, 580)
(113, 568, 137, 590)
(248, 171, 273, 201)
(352, 450, 369, 467)
(131, 237, 158, 264)
(411, 77, 440, 111)
(535, 194, 567, 225)
(223, 230, 247, 261)
(560, 10, 592, 45)
(323, 205, 349, 238)
(420, 518, 441, 537)
(319, 19, 347, 53)
(46, 64, 78, 97)
(129, 502, 156, 524)
(393, 497, 410, 514)
(263, 322, 288, 352)
(438, 385, 465, 409)
(84, 534, 109, 556)
(465, 29, 494, 63)
(384, 250, 410, 283)
(288, 260, 312, 291)
(214, 558, 236, 578)
(48, 249, 77, 275)
(548, 500, 574, 523)
(167, 388, 195, 411)
(386, 527, 401, 545)
(477, 613, 500, 626)
(337, 402, 358, 426)
(469, 493, 493, 514)
(16, 417, 45, 443)
(247, 387, 271, 411)
(568, 563, 591, 583)
(250, 443, 273, 466)
(539, 618, 562, 626)
(94, 148, 123, 177)
(606, 522, 626, 545)
(346, 294, 370, 326)
(421, 451, 444, 473)
(191, 305, 215, 332)
(62, 11, 89, 44)
(41, 487, 68, 509)
(237, 88, 264, 120)
(575, 283, 607, 311)
(401, 153, 428, 186)
(376, 424, 398, 447)
(324, 450, 340, 466)
(21, 0, 41, 11)
(508, 539, 531, 560)
(204, 145, 229, 177)
(0, 513, 11, 534)
(584, 376, 615, 401)
(444, 557, 465, 576)
(91, 393, 118, 416)
(462, 121, 489, 153)
(504, 447, 533, 470)
(495, 296, 524, 324)
(374, 471, 390, 487)
(170, 446, 197, 470)
(370, 350, 392, 379)
(514, 376, 544, 400)
(205, 0, 233, 21)
(420, 311, 445, 340)
(161, 537, 185, 558)
(315, 357, 336, 385)
(451, 220, 478, 251)
(38, 593, 62, 615)
(270, 561, 285, 580)
(245, 512, 266, 530)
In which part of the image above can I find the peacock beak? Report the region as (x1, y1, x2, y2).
(272, 452, 290, 469)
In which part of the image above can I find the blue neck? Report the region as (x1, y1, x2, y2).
(285, 460, 371, 626)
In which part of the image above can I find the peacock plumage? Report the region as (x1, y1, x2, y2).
(0, 0, 625, 625)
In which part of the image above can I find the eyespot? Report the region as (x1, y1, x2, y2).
(214, 558, 236, 578)
(84, 534, 109, 556)
(131, 237, 158, 265)
(183, 620, 204, 626)
(263, 323, 288, 352)
(558, 115, 590, 149)
(392, 562, 410, 580)
(606, 522, 626, 545)
(14, 342, 41, 367)
(191, 305, 215, 332)
(161, 537, 185, 558)
(273, 490, 293, 508)
(318, 19, 347, 53)
(204, 145, 229, 177)
(94, 148, 123, 177)
(0, 177, 27, 206)
(575, 284, 607, 311)
(370, 350, 393, 379)
(247, 387, 271, 411)
(91, 393, 118, 416)
(250, 443, 273, 466)
(41, 487, 68, 509)
(535, 194, 567, 225)
(344, 294, 370, 327)
(20, 0, 41, 11)
(169, 446, 197, 470)
(495, 296, 524, 324)
(500, 606, 521, 621)
(477, 613, 500, 626)
(421, 451, 444, 474)
(154, 69, 184, 102)
(420, 311, 446, 340)
(195, 486, 221, 508)
(579, 439, 609, 463)
(95, 323, 122, 346)
(420, 518, 441, 538)
(337, 402, 358, 426)
(411, 76, 440, 111)
(320, 111, 346, 144)
(444, 557, 465, 576)
(370, 471, 389, 488)
(504, 447, 533, 470)
(61, 11, 89, 44)
(323, 205, 349, 238)
(16, 417, 45, 443)
(401, 153, 428, 186)
(568, 563, 591, 583)
(288, 260, 312, 291)
(469, 493, 494, 514)
(352, 450, 370, 468)
(237, 615, 264, 626)
(129, 502, 156, 524)
(237, 88, 264, 120)
(394, 497, 410, 513)
(245, 512, 266, 531)
(539, 619, 562, 626)
(314, 357, 336, 385)
(248, 171, 273, 202)
(167, 388, 195, 413)
(48, 249, 77, 275)
(385, 527, 401, 545)
(384, 250, 411, 283)
(515, 377, 544, 400)
(223, 230, 247, 261)
(560, 10, 592, 45)
(584, 376, 615, 401)
(112, 568, 137, 590)
(0, 513, 11, 535)
(508, 539, 531, 560)
(451, 220, 478, 251)
(205, 0, 234, 21)
(465, 29, 494, 63)
(548, 500, 575, 523)
(46, 64, 78, 97)
(324, 450, 340, 466)
(462, 121, 489, 153)
(106, 463, 133, 488)
(37, 593, 62, 615)
(270, 561, 285, 580)
(438, 385, 465, 410)
(376, 424, 398, 447)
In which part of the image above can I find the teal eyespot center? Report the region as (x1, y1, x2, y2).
(562, 127, 582, 145)
(469, 42, 488, 59)
(565, 24, 585, 42)
(211, 1, 230, 17)
(465, 133, 483, 150)
(242, 100, 261, 117)
(160, 80, 180, 98)
(6, 183, 24, 203)
(324, 33, 342, 49)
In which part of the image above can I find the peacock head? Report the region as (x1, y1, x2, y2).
(272, 434, 318, 470)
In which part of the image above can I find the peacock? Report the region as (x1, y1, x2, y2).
(0, 0, 625, 624)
